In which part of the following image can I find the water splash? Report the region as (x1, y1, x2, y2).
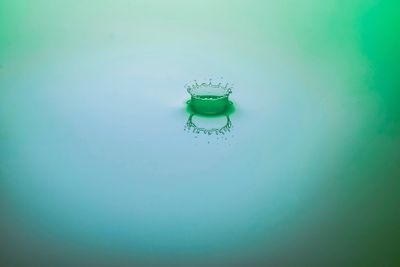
(185, 78, 233, 115)
(185, 78, 233, 98)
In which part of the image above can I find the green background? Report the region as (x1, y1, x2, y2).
(1, 1, 399, 266)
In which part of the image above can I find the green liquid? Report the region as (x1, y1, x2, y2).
(190, 95, 229, 115)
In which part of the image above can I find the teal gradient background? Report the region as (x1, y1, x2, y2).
(1, 1, 399, 266)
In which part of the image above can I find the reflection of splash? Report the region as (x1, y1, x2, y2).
(185, 114, 232, 135)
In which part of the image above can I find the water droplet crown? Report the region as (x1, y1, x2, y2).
(186, 79, 233, 99)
